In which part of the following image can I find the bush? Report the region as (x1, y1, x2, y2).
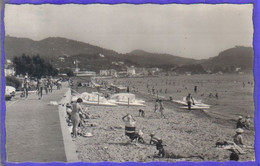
(13, 54, 58, 78)
(6, 76, 21, 89)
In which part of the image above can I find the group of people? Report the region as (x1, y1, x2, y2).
(21, 75, 63, 100)
(36, 77, 53, 99)
(73, 78, 254, 161)
(122, 113, 204, 160)
(154, 99, 166, 118)
(223, 115, 252, 161)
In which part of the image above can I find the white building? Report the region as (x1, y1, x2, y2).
(58, 56, 65, 62)
(5, 68, 15, 76)
(5, 59, 15, 76)
(100, 70, 109, 76)
(127, 66, 136, 76)
(100, 69, 118, 77)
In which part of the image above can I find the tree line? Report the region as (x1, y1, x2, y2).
(13, 54, 58, 78)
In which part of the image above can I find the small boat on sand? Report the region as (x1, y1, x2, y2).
(73, 92, 117, 106)
(108, 93, 146, 107)
(172, 97, 210, 110)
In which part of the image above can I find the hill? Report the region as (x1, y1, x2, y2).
(125, 49, 197, 66)
(5, 36, 119, 60)
(201, 46, 254, 72)
(5, 36, 198, 71)
(5, 36, 254, 73)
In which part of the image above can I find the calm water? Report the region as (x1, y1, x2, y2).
(74, 73, 255, 122)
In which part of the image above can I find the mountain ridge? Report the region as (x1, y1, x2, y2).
(5, 36, 254, 73)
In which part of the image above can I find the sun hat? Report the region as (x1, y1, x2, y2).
(238, 116, 243, 119)
(236, 128, 244, 133)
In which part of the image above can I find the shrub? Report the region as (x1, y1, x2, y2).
(6, 76, 21, 89)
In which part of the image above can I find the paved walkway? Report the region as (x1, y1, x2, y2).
(5, 86, 69, 162)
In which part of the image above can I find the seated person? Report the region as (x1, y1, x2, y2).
(236, 116, 245, 129)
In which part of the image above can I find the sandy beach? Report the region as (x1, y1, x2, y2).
(70, 74, 255, 162)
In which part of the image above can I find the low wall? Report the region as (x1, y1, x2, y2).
(58, 88, 79, 162)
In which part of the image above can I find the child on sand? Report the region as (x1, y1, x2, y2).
(139, 109, 145, 117)
(149, 133, 161, 145)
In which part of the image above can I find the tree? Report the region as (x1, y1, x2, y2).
(13, 54, 58, 78)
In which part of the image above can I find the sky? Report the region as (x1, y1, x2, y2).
(4, 4, 253, 59)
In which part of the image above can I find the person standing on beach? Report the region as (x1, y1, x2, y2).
(194, 86, 197, 93)
(159, 100, 166, 118)
(43, 79, 48, 94)
(23, 76, 30, 98)
(37, 78, 44, 100)
(186, 93, 194, 111)
(122, 114, 136, 142)
(154, 99, 159, 112)
(48, 77, 53, 93)
(215, 93, 218, 99)
(71, 98, 84, 138)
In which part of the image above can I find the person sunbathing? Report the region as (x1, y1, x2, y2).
(154, 139, 204, 160)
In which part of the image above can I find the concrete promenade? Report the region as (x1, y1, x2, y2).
(5, 85, 77, 162)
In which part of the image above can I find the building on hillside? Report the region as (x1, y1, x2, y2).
(118, 61, 124, 65)
(58, 56, 66, 62)
(135, 68, 149, 76)
(6, 59, 12, 65)
(99, 69, 118, 77)
(5, 68, 15, 76)
(148, 67, 161, 75)
(118, 71, 128, 77)
(109, 69, 118, 77)
(5, 59, 15, 76)
(127, 66, 136, 76)
(76, 70, 96, 77)
(100, 70, 109, 76)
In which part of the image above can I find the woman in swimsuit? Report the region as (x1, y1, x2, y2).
(71, 98, 84, 138)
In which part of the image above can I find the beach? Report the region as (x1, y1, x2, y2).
(71, 73, 255, 162)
